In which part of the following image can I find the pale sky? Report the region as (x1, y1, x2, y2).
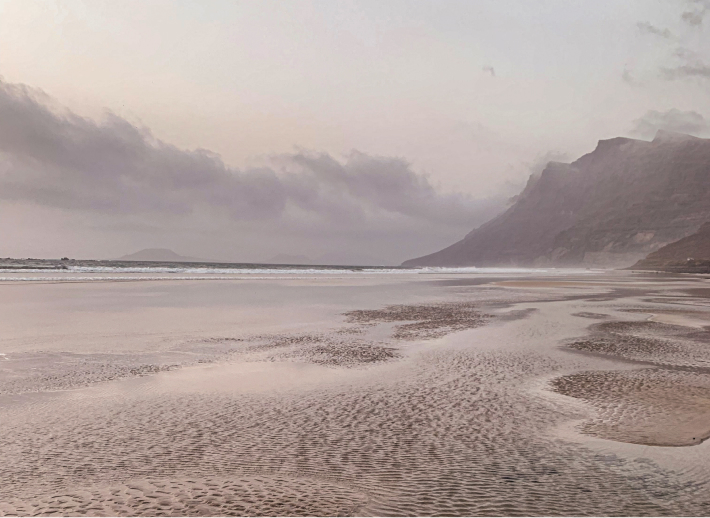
(0, 0, 709, 264)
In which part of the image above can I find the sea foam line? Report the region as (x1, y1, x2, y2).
(0, 266, 598, 275)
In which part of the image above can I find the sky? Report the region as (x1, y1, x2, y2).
(0, 0, 709, 264)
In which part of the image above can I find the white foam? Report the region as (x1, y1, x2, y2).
(0, 267, 602, 283)
(0, 276, 364, 282)
(0, 265, 601, 276)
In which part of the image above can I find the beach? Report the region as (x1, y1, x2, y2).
(1, 268, 710, 516)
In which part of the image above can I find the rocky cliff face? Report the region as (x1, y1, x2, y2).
(403, 131, 710, 268)
(630, 222, 710, 272)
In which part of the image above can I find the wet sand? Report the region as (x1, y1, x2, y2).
(2, 270, 710, 515)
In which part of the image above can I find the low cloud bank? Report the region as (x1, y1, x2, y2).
(0, 79, 504, 263)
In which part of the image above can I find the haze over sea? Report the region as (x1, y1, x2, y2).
(0, 258, 592, 279)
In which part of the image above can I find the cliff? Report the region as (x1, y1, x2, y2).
(403, 131, 710, 268)
(630, 222, 710, 273)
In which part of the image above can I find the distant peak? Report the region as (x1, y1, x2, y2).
(538, 161, 576, 177)
(571, 137, 647, 167)
(116, 248, 204, 262)
(141, 248, 174, 253)
(595, 136, 645, 150)
(652, 129, 702, 143)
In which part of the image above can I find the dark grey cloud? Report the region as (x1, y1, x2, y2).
(630, 3, 710, 85)
(0, 81, 291, 218)
(637, 22, 672, 38)
(660, 63, 710, 80)
(655, 46, 710, 82)
(630, 108, 709, 138)
(682, 10, 704, 25)
(0, 79, 504, 262)
(681, 0, 709, 26)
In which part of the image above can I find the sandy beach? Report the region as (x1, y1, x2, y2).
(2, 269, 710, 516)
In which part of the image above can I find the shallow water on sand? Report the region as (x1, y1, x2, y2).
(1, 271, 710, 516)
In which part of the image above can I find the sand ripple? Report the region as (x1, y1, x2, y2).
(567, 320, 710, 369)
(4, 278, 710, 515)
(553, 369, 710, 446)
(344, 302, 489, 340)
(0, 475, 367, 517)
(1, 351, 707, 516)
(555, 308, 710, 447)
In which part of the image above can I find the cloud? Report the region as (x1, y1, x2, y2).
(522, 151, 570, 187)
(621, 66, 642, 86)
(681, 0, 710, 26)
(631, 3, 710, 85)
(0, 79, 505, 263)
(637, 22, 672, 38)
(656, 43, 710, 83)
(660, 63, 710, 80)
(663, 47, 710, 81)
(630, 108, 709, 138)
(682, 10, 704, 25)
(482, 66, 495, 77)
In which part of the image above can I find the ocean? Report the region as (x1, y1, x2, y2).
(0, 258, 593, 280)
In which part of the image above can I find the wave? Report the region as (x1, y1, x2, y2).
(0, 266, 601, 281)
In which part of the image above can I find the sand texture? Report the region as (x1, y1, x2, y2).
(2, 271, 710, 515)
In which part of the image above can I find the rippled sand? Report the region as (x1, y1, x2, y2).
(2, 271, 710, 515)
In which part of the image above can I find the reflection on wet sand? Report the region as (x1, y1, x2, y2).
(1, 271, 710, 516)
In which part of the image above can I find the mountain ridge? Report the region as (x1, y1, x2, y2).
(403, 131, 710, 268)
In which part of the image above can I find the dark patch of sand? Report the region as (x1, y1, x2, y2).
(244, 333, 400, 367)
(552, 369, 710, 447)
(554, 304, 710, 447)
(682, 288, 710, 299)
(0, 352, 182, 395)
(573, 312, 611, 320)
(344, 302, 490, 340)
(566, 320, 710, 370)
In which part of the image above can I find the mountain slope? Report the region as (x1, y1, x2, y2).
(403, 131, 710, 268)
(630, 222, 710, 272)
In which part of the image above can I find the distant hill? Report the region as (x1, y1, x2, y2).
(116, 248, 205, 262)
(630, 222, 710, 272)
(404, 131, 710, 268)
